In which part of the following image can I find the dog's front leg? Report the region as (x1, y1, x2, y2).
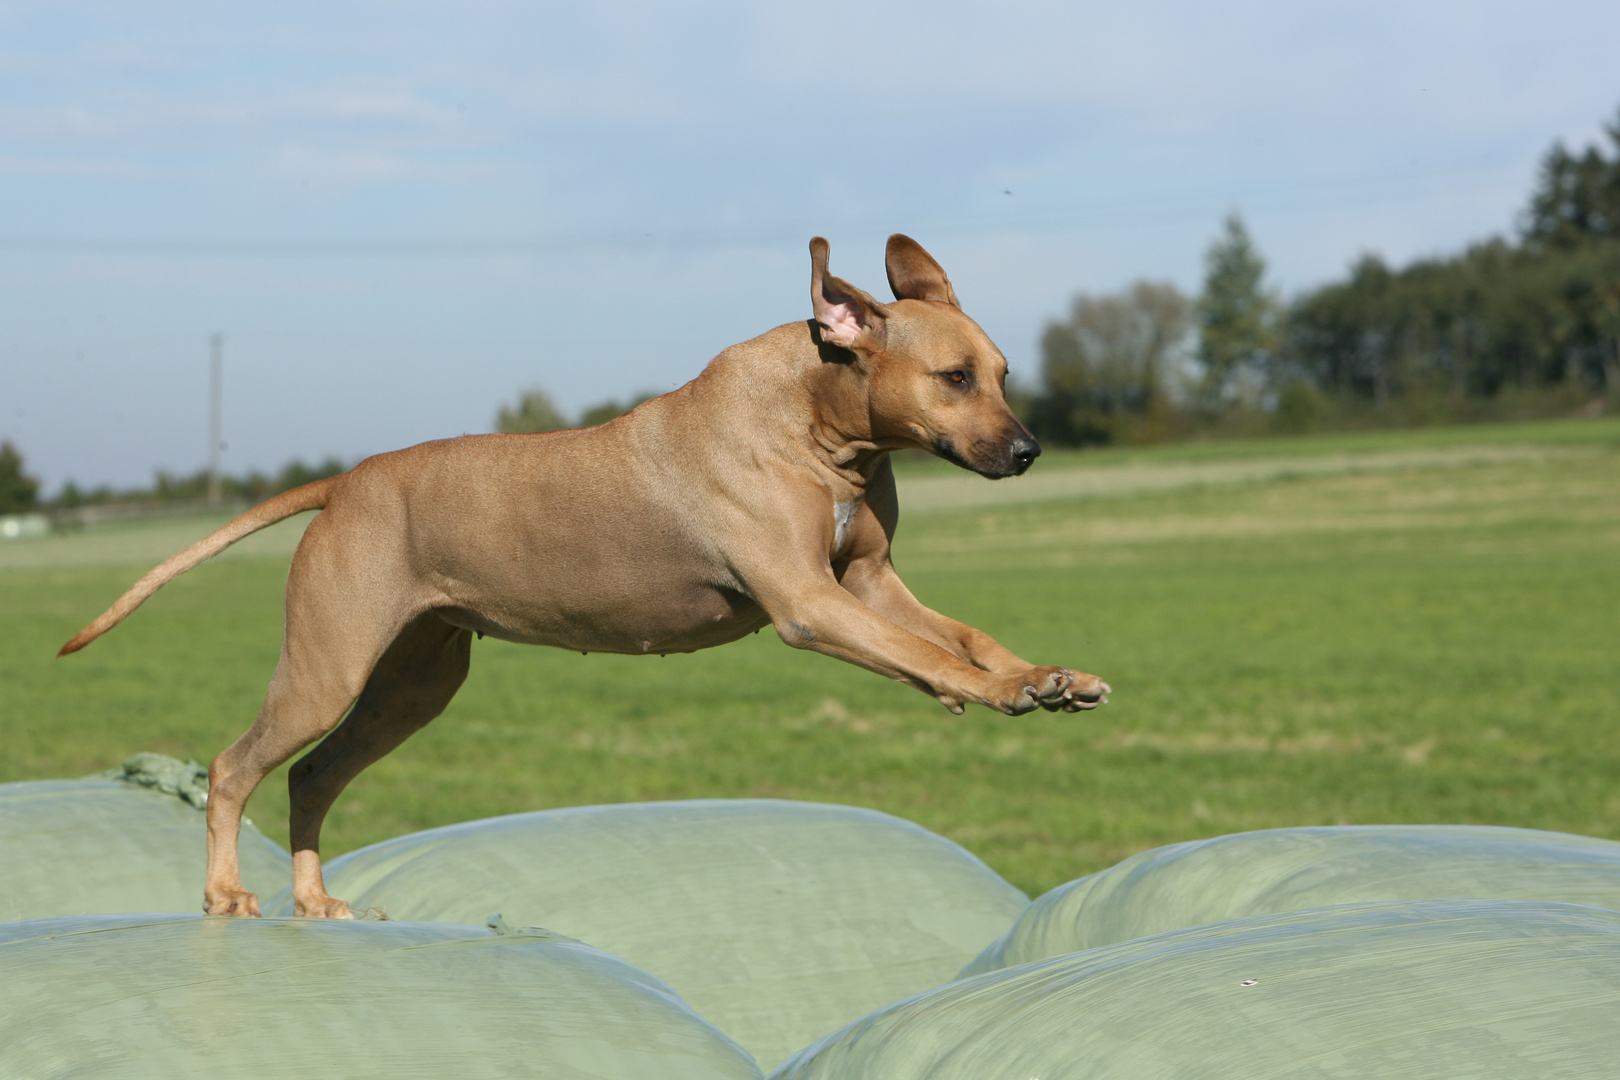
(835, 519, 1031, 675)
(833, 486, 1109, 712)
(837, 557, 1108, 713)
(756, 574, 1084, 715)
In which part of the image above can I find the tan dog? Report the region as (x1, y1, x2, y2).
(62, 235, 1110, 919)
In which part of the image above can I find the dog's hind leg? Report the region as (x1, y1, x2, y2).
(284, 614, 473, 918)
(205, 647, 378, 917)
(204, 535, 413, 917)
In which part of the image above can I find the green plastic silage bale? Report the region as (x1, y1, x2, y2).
(264, 799, 1029, 1069)
(0, 776, 289, 921)
(0, 914, 762, 1080)
(964, 824, 1620, 976)
(775, 899, 1620, 1079)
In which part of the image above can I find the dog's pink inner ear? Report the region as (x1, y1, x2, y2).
(817, 296, 868, 347)
(808, 235, 885, 349)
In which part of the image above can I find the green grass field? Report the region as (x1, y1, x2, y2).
(4, 417, 1618, 897)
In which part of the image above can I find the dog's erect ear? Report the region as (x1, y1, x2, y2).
(810, 237, 889, 351)
(885, 234, 959, 307)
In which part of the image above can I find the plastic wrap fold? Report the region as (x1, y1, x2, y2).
(267, 798, 1028, 1068)
(778, 899, 1620, 1079)
(965, 824, 1620, 975)
(0, 777, 289, 921)
(0, 913, 762, 1079)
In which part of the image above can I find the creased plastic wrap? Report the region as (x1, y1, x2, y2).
(777, 899, 1620, 1079)
(965, 824, 1620, 975)
(0, 914, 763, 1079)
(0, 777, 289, 921)
(267, 799, 1028, 1068)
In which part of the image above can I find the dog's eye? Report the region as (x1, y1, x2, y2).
(946, 371, 967, 384)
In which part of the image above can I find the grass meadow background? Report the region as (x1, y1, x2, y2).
(3, 417, 1617, 897)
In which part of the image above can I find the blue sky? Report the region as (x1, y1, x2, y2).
(3, 1, 1618, 491)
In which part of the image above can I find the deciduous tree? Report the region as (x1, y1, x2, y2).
(1033, 281, 1192, 445)
(496, 389, 569, 434)
(0, 441, 40, 515)
(1197, 212, 1278, 410)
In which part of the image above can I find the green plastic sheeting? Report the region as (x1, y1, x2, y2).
(0, 777, 289, 921)
(103, 750, 213, 808)
(266, 799, 1028, 1069)
(775, 899, 1620, 1079)
(964, 824, 1620, 975)
(0, 914, 762, 1080)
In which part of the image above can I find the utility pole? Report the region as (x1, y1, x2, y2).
(208, 333, 223, 507)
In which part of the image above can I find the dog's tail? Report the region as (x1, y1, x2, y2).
(57, 476, 341, 657)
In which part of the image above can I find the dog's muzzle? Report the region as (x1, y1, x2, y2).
(936, 433, 1042, 479)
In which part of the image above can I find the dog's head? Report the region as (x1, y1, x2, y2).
(809, 234, 1039, 479)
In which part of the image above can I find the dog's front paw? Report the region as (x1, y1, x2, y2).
(205, 888, 261, 918)
(1041, 670, 1110, 712)
(994, 666, 1075, 715)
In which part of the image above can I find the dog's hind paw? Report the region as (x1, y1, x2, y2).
(204, 888, 261, 918)
(293, 894, 355, 920)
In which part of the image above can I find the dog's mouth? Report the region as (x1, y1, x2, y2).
(932, 434, 1040, 479)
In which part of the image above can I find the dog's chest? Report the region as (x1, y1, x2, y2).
(832, 498, 862, 556)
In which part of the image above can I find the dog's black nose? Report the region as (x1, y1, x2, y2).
(1010, 436, 1041, 470)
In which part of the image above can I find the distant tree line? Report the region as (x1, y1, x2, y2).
(4, 452, 349, 513)
(1028, 106, 1620, 446)
(494, 389, 655, 434)
(96, 457, 350, 507)
(5, 383, 661, 514)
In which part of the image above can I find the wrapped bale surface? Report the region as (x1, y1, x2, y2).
(965, 824, 1620, 975)
(266, 799, 1028, 1068)
(0, 913, 762, 1080)
(776, 899, 1620, 1080)
(0, 777, 288, 921)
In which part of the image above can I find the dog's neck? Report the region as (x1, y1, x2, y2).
(697, 319, 897, 496)
(815, 430, 887, 490)
(804, 348, 894, 494)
